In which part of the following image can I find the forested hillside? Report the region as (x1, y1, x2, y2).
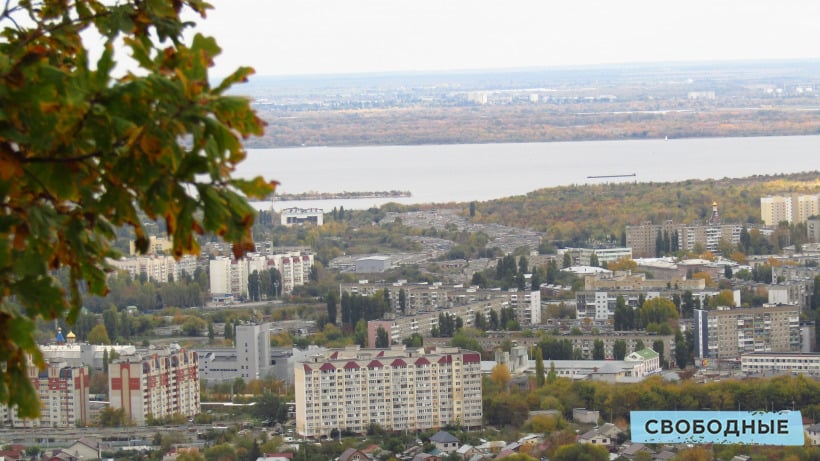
(469, 172, 820, 244)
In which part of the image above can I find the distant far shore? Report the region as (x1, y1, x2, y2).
(270, 190, 411, 201)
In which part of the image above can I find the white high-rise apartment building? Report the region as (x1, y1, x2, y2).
(210, 252, 314, 301)
(295, 346, 482, 438)
(209, 256, 250, 301)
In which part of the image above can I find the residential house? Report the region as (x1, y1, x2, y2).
(504, 440, 526, 453)
(411, 454, 440, 461)
(454, 445, 478, 460)
(474, 440, 506, 455)
(255, 455, 293, 461)
(655, 450, 677, 460)
(595, 422, 624, 442)
(806, 423, 820, 446)
(0, 445, 26, 461)
(517, 434, 543, 449)
(359, 445, 382, 460)
(45, 453, 76, 461)
(578, 428, 611, 449)
(619, 443, 654, 459)
(337, 448, 372, 461)
(429, 431, 460, 454)
(64, 439, 100, 461)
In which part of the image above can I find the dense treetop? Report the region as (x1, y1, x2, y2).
(471, 172, 820, 244)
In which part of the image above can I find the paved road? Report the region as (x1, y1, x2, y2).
(0, 423, 211, 447)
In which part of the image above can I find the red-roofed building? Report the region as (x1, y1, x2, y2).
(0, 444, 26, 461)
(295, 345, 482, 438)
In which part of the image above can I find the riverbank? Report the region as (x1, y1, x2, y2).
(269, 190, 411, 201)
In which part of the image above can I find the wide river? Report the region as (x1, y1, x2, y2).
(234, 135, 820, 211)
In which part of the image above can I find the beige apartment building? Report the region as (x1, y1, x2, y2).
(676, 223, 743, 253)
(128, 235, 173, 256)
(809, 217, 820, 243)
(108, 254, 198, 284)
(694, 306, 802, 361)
(295, 346, 482, 438)
(583, 272, 705, 291)
(625, 220, 678, 258)
(761, 194, 820, 226)
(626, 219, 742, 257)
(0, 360, 90, 428)
(109, 347, 200, 426)
(341, 281, 473, 316)
(365, 288, 540, 346)
(342, 282, 541, 337)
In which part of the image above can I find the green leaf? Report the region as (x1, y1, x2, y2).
(214, 66, 255, 95)
(94, 43, 115, 89)
(232, 176, 276, 199)
(123, 36, 153, 69)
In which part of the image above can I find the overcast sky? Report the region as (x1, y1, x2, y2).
(193, 0, 820, 77)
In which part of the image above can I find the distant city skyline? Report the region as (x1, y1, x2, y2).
(195, 0, 820, 77)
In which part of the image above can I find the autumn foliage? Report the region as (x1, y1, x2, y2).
(0, 0, 273, 416)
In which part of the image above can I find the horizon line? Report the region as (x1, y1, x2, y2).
(234, 57, 820, 81)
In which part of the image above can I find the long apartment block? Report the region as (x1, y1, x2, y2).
(341, 281, 541, 330)
(295, 346, 482, 438)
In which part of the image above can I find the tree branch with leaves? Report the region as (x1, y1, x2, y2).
(0, 0, 274, 417)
